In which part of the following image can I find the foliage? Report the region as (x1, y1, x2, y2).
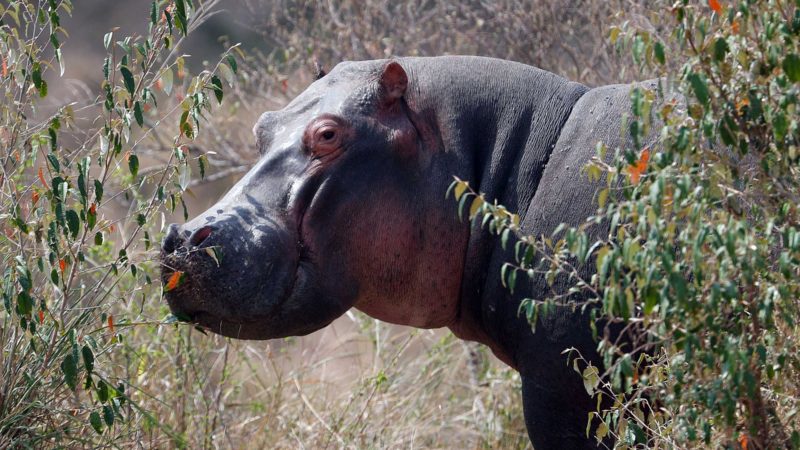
(453, 0, 800, 447)
(0, 0, 236, 445)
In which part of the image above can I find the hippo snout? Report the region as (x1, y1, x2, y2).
(159, 209, 304, 338)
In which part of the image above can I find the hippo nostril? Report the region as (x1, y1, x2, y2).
(162, 224, 184, 254)
(189, 226, 214, 247)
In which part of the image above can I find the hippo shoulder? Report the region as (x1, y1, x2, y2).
(521, 80, 662, 237)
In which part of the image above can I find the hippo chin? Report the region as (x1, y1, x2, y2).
(161, 56, 653, 449)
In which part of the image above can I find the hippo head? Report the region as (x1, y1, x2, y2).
(161, 60, 468, 339)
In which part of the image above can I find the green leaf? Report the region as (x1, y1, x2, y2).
(66, 210, 80, 238)
(31, 62, 46, 96)
(175, 0, 188, 35)
(198, 154, 207, 179)
(713, 37, 728, 62)
(94, 179, 104, 202)
(783, 54, 800, 82)
(97, 380, 109, 402)
(102, 405, 115, 427)
(81, 345, 94, 373)
(89, 411, 103, 434)
(773, 111, 788, 142)
(226, 54, 238, 74)
(501, 228, 511, 250)
(210, 75, 223, 104)
(150, 2, 157, 25)
(133, 101, 143, 127)
(61, 354, 78, 391)
(16, 291, 33, 316)
(46, 153, 60, 172)
(654, 42, 665, 65)
(687, 73, 709, 105)
(120, 66, 135, 95)
(128, 154, 139, 178)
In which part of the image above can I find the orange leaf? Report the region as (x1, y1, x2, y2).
(709, 0, 722, 14)
(38, 310, 44, 323)
(165, 271, 184, 291)
(731, 18, 740, 33)
(38, 167, 47, 187)
(108, 315, 114, 333)
(1, 55, 7, 78)
(627, 148, 650, 184)
(108, 224, 116, 233)
(739, 434, 748, 450)
(31, 191, 39, 205)
(736, 96, 750, 114)
(58, 259, 66, 272)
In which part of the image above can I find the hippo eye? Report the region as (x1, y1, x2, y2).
(304, 115, 347, 156)
(314, 126, 339, 146)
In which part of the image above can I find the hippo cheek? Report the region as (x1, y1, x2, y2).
(307, 189, 465, 329)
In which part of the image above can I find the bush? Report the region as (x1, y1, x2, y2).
(0, 1, 236, 445)
(454, 0, 800, 447)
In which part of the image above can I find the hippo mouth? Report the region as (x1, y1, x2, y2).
(160, 214, 306, 339)
(161, 253, 309, 339)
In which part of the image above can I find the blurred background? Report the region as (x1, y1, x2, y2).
(21, 1, 647, 447)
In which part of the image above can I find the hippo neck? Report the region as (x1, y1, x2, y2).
(403, 56, 589, 367)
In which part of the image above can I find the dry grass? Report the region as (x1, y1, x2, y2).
(108, 307, 528, 449)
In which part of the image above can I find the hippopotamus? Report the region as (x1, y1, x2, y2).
(161, 56, 648, 449)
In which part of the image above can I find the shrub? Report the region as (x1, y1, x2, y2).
(453, 0, 800, 447)
(0, 1, 236, 445)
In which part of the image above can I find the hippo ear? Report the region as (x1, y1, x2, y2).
(379, 61, 408, 105)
